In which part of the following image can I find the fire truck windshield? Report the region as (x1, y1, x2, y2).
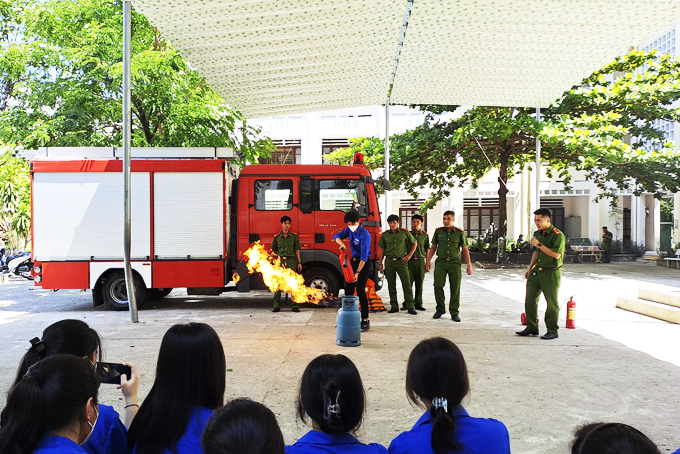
(318, 179, 366, 214)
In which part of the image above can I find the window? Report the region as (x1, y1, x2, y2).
(321, 139, 350, 164)
(259, 140, 301, 165)
(318, 179, 366, 214)
(464, 207, 499, 238)
(254, 180, 293, 211)
(399, 208, 427, 231)
(623, 208, 631, 241)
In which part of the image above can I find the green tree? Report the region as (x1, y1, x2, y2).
(328, 51, 680, 238)
(0, 0, 274, 162)
(0, 149, 30, 247)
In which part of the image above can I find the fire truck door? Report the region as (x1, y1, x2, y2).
(248, 178, 298, 251)
(314, 178, 368, 254)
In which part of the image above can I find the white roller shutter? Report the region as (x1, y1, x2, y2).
(33, 172, 151, 260)
(153, 172, 224, 259)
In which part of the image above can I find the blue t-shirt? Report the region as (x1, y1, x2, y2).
(334, 225, 372, 262)
(389, 407, 510, 454)
(35, 436, 88, 454)
(84, 404, 129, 454)
(287, 430, 388, 454)
(132, 407, 213, 454)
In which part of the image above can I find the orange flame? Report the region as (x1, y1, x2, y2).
(232, 272, 241, 284)
(243, 241, 326, 304)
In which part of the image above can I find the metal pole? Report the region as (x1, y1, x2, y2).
(123, 0, 138, 322)
(535, 107, 541, 214)
(384, 96, 391, 225)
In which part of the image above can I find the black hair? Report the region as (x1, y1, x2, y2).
(602, 226, 608, 230)
(202, 398, 285, 454)
(571, 423, 661, 454)
(128, 323, 226, 454)
(13, 319, 103, 387)
(296, 354, 365, 435)
(405, 337, 470, 454)
(387, 214, 399, 223)
(534, 208, 552, 218)
(412, 214, 424, 222)
(443, 211, 455, 218)
(280, 216, 292, 224)
(0, 355, 99, 454)
(344, 210, 361, 224)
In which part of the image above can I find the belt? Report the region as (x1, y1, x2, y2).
(410, 257, 425, 260)
(385, 256, 402, 261)
(537, 266, 561, 271)
(280, 256, 294, 260)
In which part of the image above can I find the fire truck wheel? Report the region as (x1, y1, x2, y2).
(101, 271, 148, 311)
(148, 288, 173, 300)
(303, 267, 340, 299)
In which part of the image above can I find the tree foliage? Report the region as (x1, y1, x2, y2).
(328, 51, 680, 237)
(0, 149, 30, 245)
(0, 0, 274, 162)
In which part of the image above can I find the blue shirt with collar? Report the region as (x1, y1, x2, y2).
(84, 404, 129, 454)
(287, 430, 388, 454)
(131, 407, 213, 454)
(388, 407, 510, 454)
(333, 224, 372, 263)
(35, 436, 88, 454)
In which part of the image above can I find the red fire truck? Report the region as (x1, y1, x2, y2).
(30, 147, 384, 309)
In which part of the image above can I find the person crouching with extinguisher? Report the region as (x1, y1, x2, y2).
(334, 210, 372, 332)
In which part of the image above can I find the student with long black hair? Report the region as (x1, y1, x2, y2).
(0, 355, 100, 454)
(287, 354, 387, 454)
(389, 337, 510, 454)
(4, 319, 138, 454)
(571, 423, 661, 454)
(202, 398, 285, 454)
(128, 322, 226, 454)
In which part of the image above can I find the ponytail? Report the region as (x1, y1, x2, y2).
(0, 374, 47, 454)
(296, 354, 365, 435)
(13, 320, 103, 388)
(430, 405, 462, 454)
(405, 338, 470, 454)
(0, 355, 99, 454)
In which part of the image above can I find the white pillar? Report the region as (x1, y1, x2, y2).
(384, 98, 391, 226)
(674, 192, 680, 245)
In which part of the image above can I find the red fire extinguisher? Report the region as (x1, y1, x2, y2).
(521, 313, 539, 325)
(566, 297, 576, 329)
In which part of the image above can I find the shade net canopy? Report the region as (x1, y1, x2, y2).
(132, 0, 680, 117)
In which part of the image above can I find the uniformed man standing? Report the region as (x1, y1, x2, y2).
(516, 208, 566, 340)
(403, 214, 429, 311)
(378, 214, 418, 315)
(601, 226, 613, 263)
(271, 215, 302, 313)
(426, 210, 473, 322)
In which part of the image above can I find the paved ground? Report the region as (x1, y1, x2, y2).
(1, 261, 679, 453)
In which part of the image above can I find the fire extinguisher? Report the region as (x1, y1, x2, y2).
(566, 297, 576, 329)
(521, 313, 539, 325)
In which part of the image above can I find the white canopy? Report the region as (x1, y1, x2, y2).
(132, 0, 680, 117)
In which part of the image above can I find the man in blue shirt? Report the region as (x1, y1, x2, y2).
(334, 210, 372, 331)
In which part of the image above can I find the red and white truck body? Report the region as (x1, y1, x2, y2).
(30, 147, 383, 309)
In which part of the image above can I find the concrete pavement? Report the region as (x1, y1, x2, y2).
(0, 261, 679, 453)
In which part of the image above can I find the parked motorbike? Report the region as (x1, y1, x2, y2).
(2, 250, 34, 280)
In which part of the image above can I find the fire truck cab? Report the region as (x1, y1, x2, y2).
(30, 147, 384, 310)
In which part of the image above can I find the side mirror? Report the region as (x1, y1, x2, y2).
(379, 179, 392, 191)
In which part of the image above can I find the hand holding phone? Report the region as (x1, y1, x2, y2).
(95, 362, 132, 385)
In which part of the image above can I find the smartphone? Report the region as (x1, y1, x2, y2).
(95, 362, 131, 385)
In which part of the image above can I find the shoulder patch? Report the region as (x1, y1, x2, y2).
(400, 228, 408, 231)
(455, 227, 464, 232)
(422, 231, 428, 235)
(553, 229, 561, 235)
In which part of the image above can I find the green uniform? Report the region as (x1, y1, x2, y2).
(271, 231, 301, 309)
(409, 230, 430, 309)
(432, 227, 468, 315)
(379, 228, 416, 310)
(525, 225, 566, 334)
(602, 230, 613, 263)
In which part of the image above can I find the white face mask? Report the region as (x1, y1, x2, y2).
(81, 403, 99, 446)
(348, 225, 359, 232)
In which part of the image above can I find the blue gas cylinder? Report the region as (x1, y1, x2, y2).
(337, 295, 361, 347)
